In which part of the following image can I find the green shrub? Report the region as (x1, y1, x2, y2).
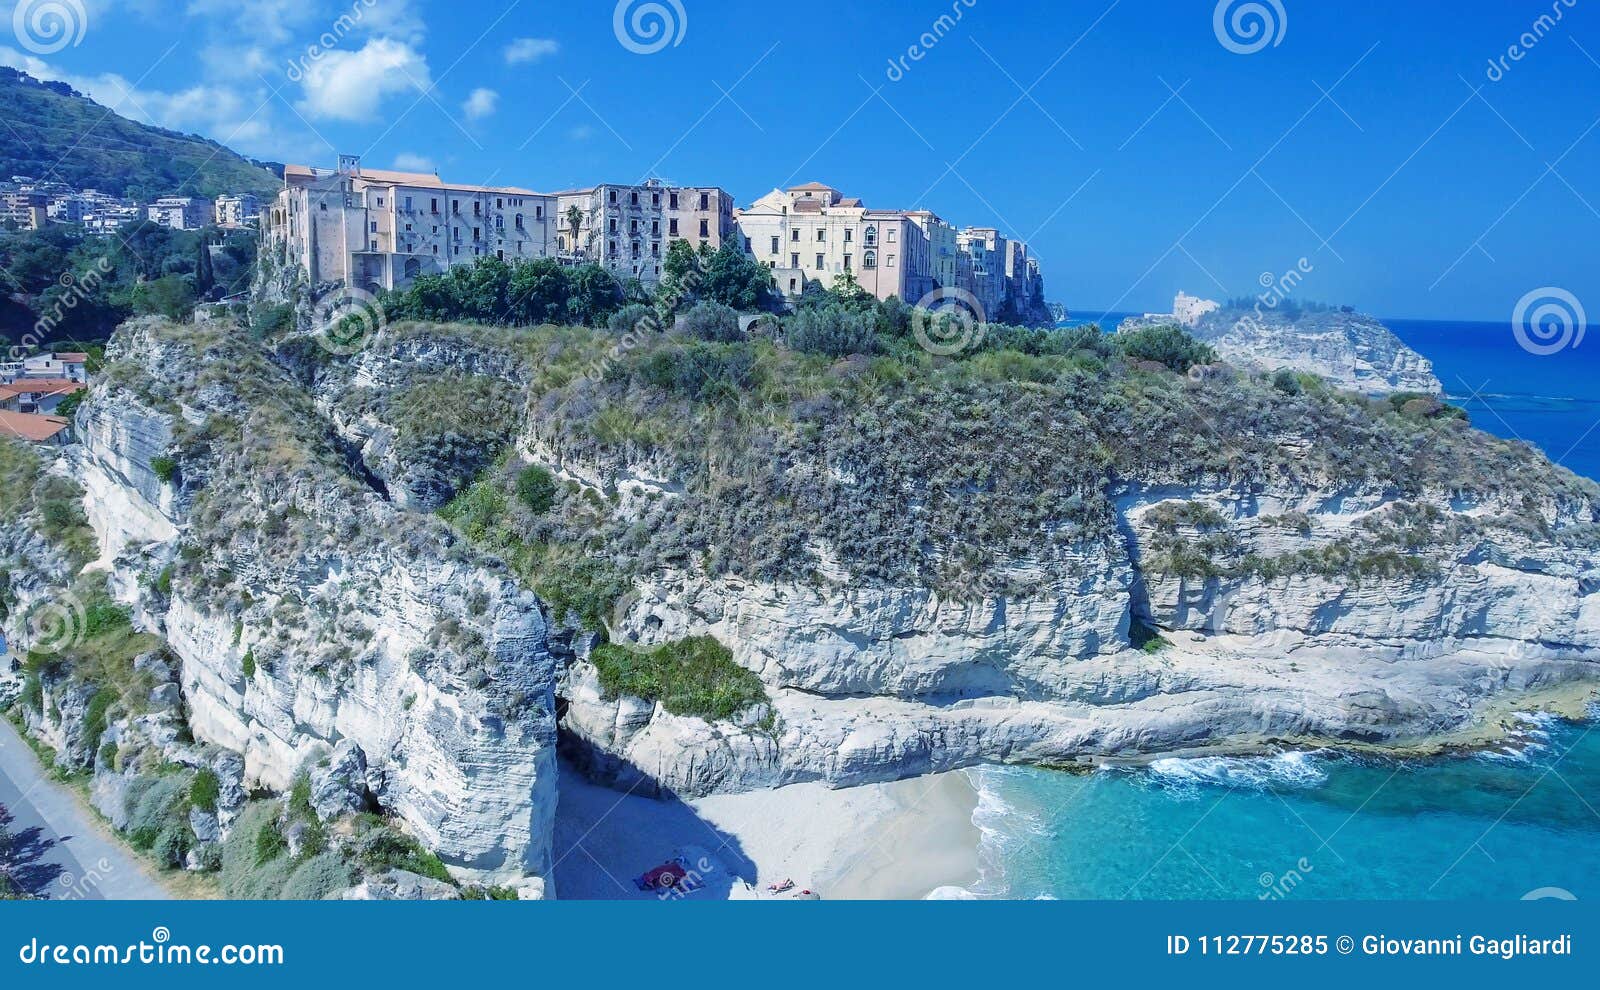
(590, 636, 767, 722)
(221, 802, 293, 899)
(241, 649, 256, 680)
(123, 774, 191, 866)
(81, 687, 116, 750)
(1116, 323, 1216, 372)
(279, 851, 356, 900)
(679, 301, 742, 342)
(150, 456, 178, 484)
(515, 465, 558, 513)
(190, 769, 220, 813)
(351, 815, 453, 883)
(607, 303, 656, 334)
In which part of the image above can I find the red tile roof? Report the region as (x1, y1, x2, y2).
(0, 410, 70, 442)
(0, 379, 84, 399)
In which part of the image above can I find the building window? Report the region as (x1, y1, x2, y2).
(845, 229, 853, 243)
(404, 196, 413, 211)
(652, 193, 660, 207)
(669, 218, 679, 235)
(864, 250, 877, 269)
(370, 222, 378, 233)
(770, 236, 779, 254)
(630, 191, 639, 206)
(535, 205, 543, 219)
(864, 226, 877, 246)
(887, 229, 898, 243)
(699, 193, 709, 210)
(610, 218, 618, 233)
(652, 220, 659, 235)
(844, 255, 852, 270)
(609, 190, 618, 203)
(516, 214, 524, 229)
(497, 198, 503, 209)
(431, 198, 439, 213)
(815, 253, 824, 269)
(791, 253, 800, 268)
(791, 230, 801, 241)
(817, 229, 826, 241)
(670, 193, 679, 209)
(887, 254, 896, 267)
(699, 219, 709, 237)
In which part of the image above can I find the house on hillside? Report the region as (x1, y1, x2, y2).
(0, 409, 72, 445)
(0, 379, 85, 414)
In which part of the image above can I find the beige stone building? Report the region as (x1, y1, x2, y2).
(265, 156, 558, 292)
(734, 183, 933, 303)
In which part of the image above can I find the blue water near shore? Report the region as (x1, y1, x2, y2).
(958, 711, 1600, 900)
(971, 317, 1600, 900)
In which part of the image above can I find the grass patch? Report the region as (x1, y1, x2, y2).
(589, 636, 767, 723)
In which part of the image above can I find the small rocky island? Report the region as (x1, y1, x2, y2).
(1121, 297, 1443, 395)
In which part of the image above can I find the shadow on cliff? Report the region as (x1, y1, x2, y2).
(550, 759, 757, 900)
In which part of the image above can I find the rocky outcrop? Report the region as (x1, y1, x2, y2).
(1122, 308, 1442, 395)
(557, 456, 1600, 796)
(46, 319, 562, 885)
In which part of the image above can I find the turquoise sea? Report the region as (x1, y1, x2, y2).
(969, 317, 1600, 900)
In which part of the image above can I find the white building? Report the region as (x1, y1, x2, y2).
(148, 197, 214, 230)
(215, 193, 262, 228)
(1172, 291, 1220, 327)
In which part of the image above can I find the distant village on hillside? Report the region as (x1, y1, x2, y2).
(1, 176, 262, 235)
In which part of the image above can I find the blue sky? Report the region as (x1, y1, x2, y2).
(3, 0, 1598, 320)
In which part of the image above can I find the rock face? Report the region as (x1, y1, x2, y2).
(1122, 308, 1443, 395)
(561, 475, 1600, 797)
(53, 319, 561, 884)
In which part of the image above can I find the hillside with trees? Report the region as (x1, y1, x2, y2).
(0, 67, 281, 201)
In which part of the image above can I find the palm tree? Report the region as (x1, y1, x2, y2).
(565, 205, 583, 258)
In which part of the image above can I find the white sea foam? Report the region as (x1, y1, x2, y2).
(1144, 750, 1329, 799)
(956, 765, 1053, 898)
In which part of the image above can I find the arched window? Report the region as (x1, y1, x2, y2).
(863, 250, 877, 269)
(403, 257, 422, 279)
(864, 225, 878, 246)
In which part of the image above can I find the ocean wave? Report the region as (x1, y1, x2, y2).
(957, 766, 1056, 898)
(1142, 751, 1329, 799)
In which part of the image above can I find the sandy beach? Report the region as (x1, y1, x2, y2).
(552, 763, 981, 900)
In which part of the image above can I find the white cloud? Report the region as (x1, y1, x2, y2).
(504, 37, 558, 64)
(461, 87, 497, 120)
(296, 38, 431, 121)
(392, 152, 435, 172)
(357, 0, 427, 46)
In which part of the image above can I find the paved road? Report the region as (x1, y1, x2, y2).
(0, 717, 169, 899)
